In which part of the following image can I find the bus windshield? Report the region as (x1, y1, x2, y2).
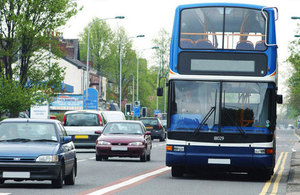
(169, 80, 274, 133)
(180, 7, 266, 50)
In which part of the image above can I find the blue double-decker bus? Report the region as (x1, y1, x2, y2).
(165, 3, 282, 179)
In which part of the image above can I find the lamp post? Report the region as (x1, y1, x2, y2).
(85, 16, 124, 109)
(136, 46, 159, 102)
(119, 34, 144, 111)
(291, 16, 300, 38)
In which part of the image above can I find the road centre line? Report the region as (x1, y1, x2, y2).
(80, 166, 170, 195)
(271, 152, 288, 194)
(259, 152, 284, 195)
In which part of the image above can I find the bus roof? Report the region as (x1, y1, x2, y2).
(176, 3, 266, 10)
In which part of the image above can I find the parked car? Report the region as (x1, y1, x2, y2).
(0, 118, 76, 188)
(95, 121, 152, 162)
(63, 110, 125, 148)
(139, 117, 166, 141)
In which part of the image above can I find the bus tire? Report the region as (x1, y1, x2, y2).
(249, 169, 272, 181)
(171, 166, 184, 177)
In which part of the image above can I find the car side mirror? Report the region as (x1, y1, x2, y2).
(157, 87, 163, 96)
(95, 130, 102, 135)
(277, 94, 283, 104)
(63, 136, 72, 143)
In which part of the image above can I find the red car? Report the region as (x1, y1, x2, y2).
(95, 121, 152, 162)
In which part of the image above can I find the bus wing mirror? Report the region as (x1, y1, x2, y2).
(276, 94, 283, 104)
(157, 87, 163, 96)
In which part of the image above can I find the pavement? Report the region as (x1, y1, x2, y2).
(286, 128, 300, 194)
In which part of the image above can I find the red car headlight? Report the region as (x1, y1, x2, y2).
(97, 140, 111, 145)
(128, 142, 143, 146)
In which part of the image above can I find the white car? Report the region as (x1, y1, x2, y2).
(63, 110, 125, 148)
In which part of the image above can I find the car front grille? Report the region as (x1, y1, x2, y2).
(0, 157, 36, 163)
(111, 143, 128, 146)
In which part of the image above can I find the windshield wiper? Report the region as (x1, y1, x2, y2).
(6, 138, 32, 142)
(33, 139, 58, 142)
(194, 106, 216, 135)
(222, 108, 246, 136)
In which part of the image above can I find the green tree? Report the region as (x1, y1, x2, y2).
(152, 28, 171, 77)
(152, 28, 171, 113)
(0, 0, 79, 117)
(287, 28, 300, 117)
(79, 19, 114, 81)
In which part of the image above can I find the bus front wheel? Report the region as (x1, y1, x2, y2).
(171, 166, 184, 177)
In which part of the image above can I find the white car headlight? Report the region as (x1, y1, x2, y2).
(36, 155, 58, 162)
(129, 142, 143, 146)
(97, 141, 111, 145)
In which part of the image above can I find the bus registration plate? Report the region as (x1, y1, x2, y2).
(208, 158, 230, 165)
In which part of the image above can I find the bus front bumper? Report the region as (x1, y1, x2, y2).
(166, 146, 274, 171)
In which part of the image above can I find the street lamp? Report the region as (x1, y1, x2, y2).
(119, 34, 144, 111)
(136, 46, 159, 102)
(291, 16, 300, 38)
(85, 16, 125, 109)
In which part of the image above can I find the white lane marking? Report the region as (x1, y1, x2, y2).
(89, 157, 95, 160)
(0, 193, 11, 195)
(77, 159, 86, 162)
(87, 167, 171, 195)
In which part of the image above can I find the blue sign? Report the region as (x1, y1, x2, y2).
(134, 106, 141, 117)
(154, 110, 161, 116)
(83, 88, 98, 110)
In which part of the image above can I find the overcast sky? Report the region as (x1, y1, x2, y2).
(61, 0, 300, 96)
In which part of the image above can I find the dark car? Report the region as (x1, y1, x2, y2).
(0, 118, 77, 188)
(139, 117, 166, 141)
(95, 121, 152, 162)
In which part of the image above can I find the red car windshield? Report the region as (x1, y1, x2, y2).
(103, 123, 143, 135)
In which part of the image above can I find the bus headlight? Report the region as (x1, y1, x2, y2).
(254, 148, 273, 154)
(173, 146, 185, 152)
(254, 149, 265, 154)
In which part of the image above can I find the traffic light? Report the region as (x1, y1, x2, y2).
(142, 107, 147, 117)
(125, 104, 132, 116)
